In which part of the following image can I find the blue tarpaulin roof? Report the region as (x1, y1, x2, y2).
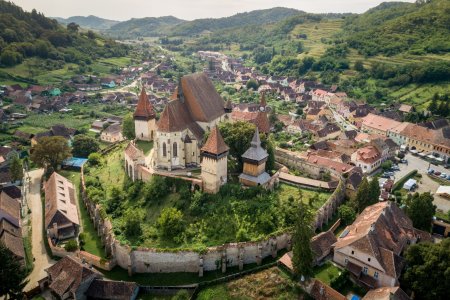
(351, 295, 360, 300)
(62, 157, 88, 168)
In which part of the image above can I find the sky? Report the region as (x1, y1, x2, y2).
(11, 0, 415, 21)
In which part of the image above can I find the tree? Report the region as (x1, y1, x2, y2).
(124, 209, 143, 238)
(354, 60, 365, 72)
(407, 192, 436, 231)
(0, 244, 28, 299)
(72, 135, 100, 158)
(67, 22, 80, 33)
(402, 238, 450, 300)
(381, 160, 392, 171)
(64, 239, 78, 252)
(9, 154, 23, 183)
(292, 202, 314, 277)
(246, 79, 259, 90)
(122, 114, 135, 140)
(338, 204, 356, 225)
(157, 207, 184, 240)
(352, 177, 370, 213)
(428, 97, 438, 113)
(88, 152, 101, 166)
(30, 136, 71, 172)
(368, 177, 381, 206)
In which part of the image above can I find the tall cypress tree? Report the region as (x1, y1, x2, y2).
(0, 244, 28, 299)
(368, 177, 381, 206)
(352, 177, 370, 213)
(292, 202, 314, 278)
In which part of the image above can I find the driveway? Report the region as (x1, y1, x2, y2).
(395, 153, 450, 213)
(25, 169, 56, 291)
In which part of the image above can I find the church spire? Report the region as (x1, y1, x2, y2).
(134, 86, 155, 120)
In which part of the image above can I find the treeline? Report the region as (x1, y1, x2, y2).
(0, 0, 129, 67)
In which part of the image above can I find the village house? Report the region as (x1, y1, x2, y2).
(100, 123, 124, 143)
(0, 191, 24, 265)
(230, 94, 270, 134)
(333, 201, 432, 288)
(351, 145, 382, 174)
(362, 286, 411, 300)
(361, 113, 401, 136)
(32, 124, 77, 146)
(44, 172, 80, 241)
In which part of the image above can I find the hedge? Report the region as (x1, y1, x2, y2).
(392, 169, 418, 192)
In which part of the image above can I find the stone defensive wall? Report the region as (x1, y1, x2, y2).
(78, 147, 345, 275)
(275, 148, 347, 229)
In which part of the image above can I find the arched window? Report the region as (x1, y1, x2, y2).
(173, 142, 178, 157)
(163, 142, 167, 157)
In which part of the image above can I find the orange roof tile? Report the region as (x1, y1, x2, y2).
(134, 87, 155, 120)
(201, 127, 229, 155)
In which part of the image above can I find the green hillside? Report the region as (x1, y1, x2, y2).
(0, 0, 129, 84)
(343, 0, 450, 56)
(54, 15, 120, 30)
(105, 16, 185, 39)
(168, 7, 302, 36)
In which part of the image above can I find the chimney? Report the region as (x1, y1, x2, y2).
(319, 286, 325, 295)
(370, 223, 375, 232)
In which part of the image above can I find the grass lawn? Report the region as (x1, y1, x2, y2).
(278, 183, 331, 211)
(136, 140, 153, 155)
(196, 267, 303, 300)
(59, 169, 106, 258)
(87, 143, 127, 190)
(313, 262, 342, 285)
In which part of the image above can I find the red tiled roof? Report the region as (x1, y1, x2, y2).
(201, 127, 229, 155)
(134, 87, 155, 120)
(310, 280, 346, 300)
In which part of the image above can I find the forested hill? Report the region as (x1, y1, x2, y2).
(343, 0, 450, 56)
(54, 15, 120, 30)
(105, 16, 185, 39)
(167, 7, 302, 36)
(0, 0, 128, 67)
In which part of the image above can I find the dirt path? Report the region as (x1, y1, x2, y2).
(25, 169, 55, 291)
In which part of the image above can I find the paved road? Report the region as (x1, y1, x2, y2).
(395, 153, 450, 213)
(25, 169, 55, 291)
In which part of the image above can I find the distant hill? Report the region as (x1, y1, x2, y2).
(168, 7, 302, 36)
(105, 16, 185, 38)
(54, 15, 120, 30)
(0, 0, 128, 68)
(343, 0, 450, 56)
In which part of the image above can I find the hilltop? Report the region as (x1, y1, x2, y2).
(0, 0, 129, 84)
(105, 16, 185, 38)
(343, 0, 450, 56)
(53, 15, 121, 30)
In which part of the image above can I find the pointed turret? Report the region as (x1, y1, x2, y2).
(242, 128, 269, 162)
(201, 126, 229, 157)
(239, 128, 271, 187)
(134, 87, 155, 120)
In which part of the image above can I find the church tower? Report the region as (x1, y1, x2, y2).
(239, 128, 271, 187)
(201, 126, 229, 194)
(134, 87, 156, 141)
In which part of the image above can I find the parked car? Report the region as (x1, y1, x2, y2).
(401, 159, 408, 164)
(391, 166, 400, 171)
(440, 173, 447, 178)
(446, 175, 450, 180)
(381, 174, 391, 178)
(428, 169, 434, 174)
(435, 171, 441, 176)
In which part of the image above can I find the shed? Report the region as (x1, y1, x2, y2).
(403, 178, 417, 191)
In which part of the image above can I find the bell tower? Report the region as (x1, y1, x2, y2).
(201, 126, 229, 194)
(134, 87, 156, 141)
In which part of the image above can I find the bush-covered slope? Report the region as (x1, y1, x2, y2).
(105, 16, 185, 38)
(167, 7, 302, 36)
(54, 15, 120, 30)
(343, 0, 450, 56)
(0, 0, 128, 67)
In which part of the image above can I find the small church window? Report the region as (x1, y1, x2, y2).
(173, 142, 178, 157)
(163, 143, 167, 157)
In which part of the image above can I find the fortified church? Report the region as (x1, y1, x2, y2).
(124, 72, 272, 193)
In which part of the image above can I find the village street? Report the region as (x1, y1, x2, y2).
(24, 168, 55, 291)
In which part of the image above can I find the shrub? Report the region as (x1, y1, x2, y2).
(65, 239, 78, 252)
(88, 152, 101, 166)
(157, 208, 184, 240)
